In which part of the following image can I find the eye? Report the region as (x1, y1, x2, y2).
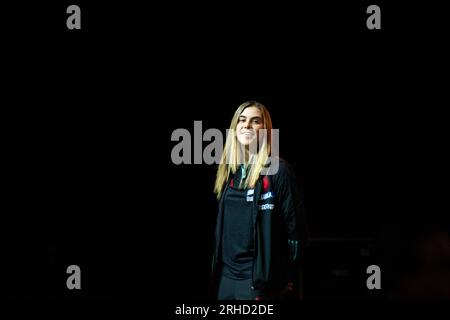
(252, 119, 261, 124)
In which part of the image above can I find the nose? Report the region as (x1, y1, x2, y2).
(244, 120, 252, 129)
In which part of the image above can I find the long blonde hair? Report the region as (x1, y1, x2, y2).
(214, 101, 273, 199)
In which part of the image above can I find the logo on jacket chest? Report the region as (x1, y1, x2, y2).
(246, 190, 274, 202)
(247, 190, 275, 212)
(246, 189, 254, 202)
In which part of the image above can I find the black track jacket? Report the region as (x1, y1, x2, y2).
(211, 159, 308, 296)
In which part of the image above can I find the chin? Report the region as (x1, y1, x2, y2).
(238, 138, 253, 146)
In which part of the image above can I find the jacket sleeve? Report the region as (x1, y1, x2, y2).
(275, 162, 309, 249)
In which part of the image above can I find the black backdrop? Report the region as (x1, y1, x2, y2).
(2, 1, 449, 302)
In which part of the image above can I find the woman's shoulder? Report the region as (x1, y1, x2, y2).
(269, 157, 295, 181)
(268, 158, 303, 198)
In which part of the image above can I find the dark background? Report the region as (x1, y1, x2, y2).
(2, 1, 449, 301)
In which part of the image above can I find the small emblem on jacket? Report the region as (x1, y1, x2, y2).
(247, 189, 254, 202)
(260, 192, 273, 200)
(259, 203, 274, 211)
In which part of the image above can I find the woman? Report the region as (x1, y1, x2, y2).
(211, 101, 308, 300)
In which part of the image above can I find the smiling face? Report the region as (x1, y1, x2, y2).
(236, 106, 264, 146)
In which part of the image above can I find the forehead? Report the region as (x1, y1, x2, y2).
(240, 106, 262, 118)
